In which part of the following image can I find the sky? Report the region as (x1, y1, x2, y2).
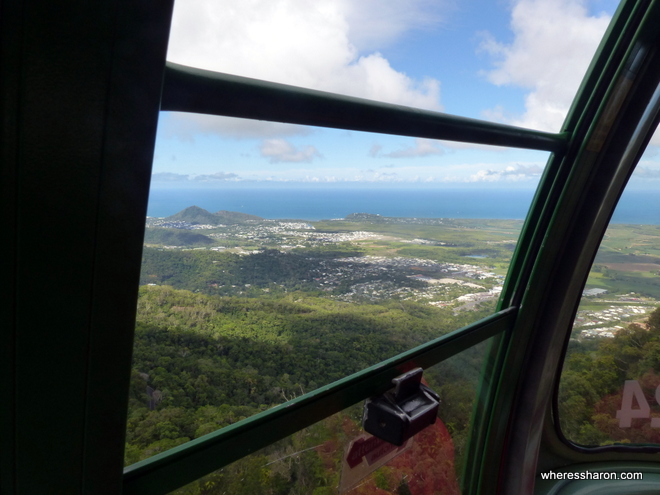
(151, 0, 658, 188)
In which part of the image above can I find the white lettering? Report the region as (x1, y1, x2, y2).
(616, 380, 650, 427)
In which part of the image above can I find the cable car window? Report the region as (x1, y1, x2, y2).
(124, 113, 550, 463)
(118, 0, 629, 482)
(156, 337, 494, 494)
(559, 126, 660, 447)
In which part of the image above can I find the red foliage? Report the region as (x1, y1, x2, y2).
(345, 419, 460, 495)
(593, 371, 660, 444)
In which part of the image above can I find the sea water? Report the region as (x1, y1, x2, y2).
(146, 186, 660, 224)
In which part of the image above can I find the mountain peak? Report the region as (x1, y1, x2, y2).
(166, 206, 264, 225)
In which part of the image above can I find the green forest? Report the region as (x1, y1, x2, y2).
(127, 285, 489, 494)
(126, 285, 660, 493)
(560, 307, 660, 446)
(128, 226, 496, 493)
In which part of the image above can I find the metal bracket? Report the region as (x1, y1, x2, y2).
(362, 368, 440, 446)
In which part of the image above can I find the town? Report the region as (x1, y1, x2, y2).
(145, 210, 508, 312)
(145, 208, 660, 333)
(573, 292, 657, 338)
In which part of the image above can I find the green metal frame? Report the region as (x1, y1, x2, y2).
(162, 63, 568, 153)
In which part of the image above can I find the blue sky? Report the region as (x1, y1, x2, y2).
(151, 0, 659, 188)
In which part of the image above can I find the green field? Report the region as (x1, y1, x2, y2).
(581, 224, 660, 300)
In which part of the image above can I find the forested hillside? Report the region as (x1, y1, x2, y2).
(166, 206, 263, 225)
(126, 285, 490, 493)
(139, 247, 460, 301)
(143, 228, 216, 247)
(560, 307, 660, 446)
(139, 248, 343, 294)
(126, 278, 660, 492)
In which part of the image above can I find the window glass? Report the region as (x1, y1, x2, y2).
(160, 337, 494, 494)
(558, 128, 660, 446)
(166, 0, 618, 132)
(126, 115, 548, 463)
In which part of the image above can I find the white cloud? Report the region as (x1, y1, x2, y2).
(630, 151, 660, 180)
(166, 0, 445, 138)
(150, 171, 241, 182)
(631, 167, 660, 179)
(371, 138, 512, 156)
(151, 172, 190, 182)
(480, 0, 611, 131)
(162, 113, 312, 140)
(373, 138, 445, 158)
(468, 164, 544, 182)
(149, 160, 548, 184)
(340, 0, 447, 51)
(260, 161, 547, 183)
(650, 131, 660, 148)
(192, 172, 240, 181)
(369, 144, 383, 157)
(260, 139, 322, 163)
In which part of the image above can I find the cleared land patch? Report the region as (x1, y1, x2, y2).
(603, 263, 660, 272)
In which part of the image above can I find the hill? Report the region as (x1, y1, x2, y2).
(345, 212, 386, 222)
(165, 206, 264, 225)
(214, 210, 263, 223)
(166, 206, 223, 224)
(143, 228, 215, 247)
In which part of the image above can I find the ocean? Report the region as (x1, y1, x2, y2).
(146, 186, 660, 224)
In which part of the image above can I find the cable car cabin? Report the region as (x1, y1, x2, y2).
(3, 0, 660, 493)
